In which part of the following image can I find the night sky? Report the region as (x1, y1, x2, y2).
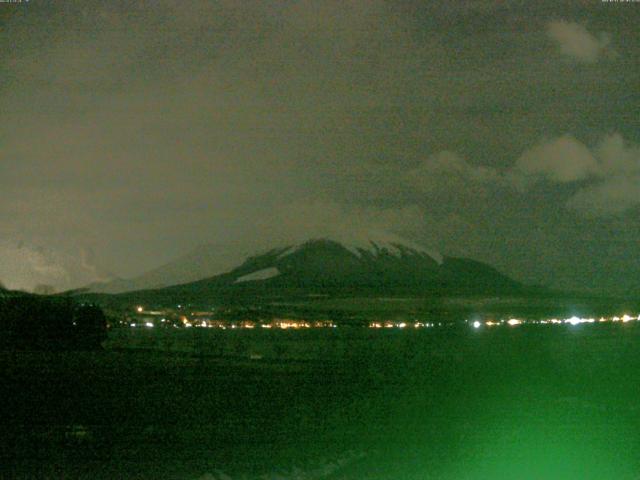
(1, 0, 639, 294)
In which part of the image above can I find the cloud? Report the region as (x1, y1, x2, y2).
(513, 134, 599, 184)
(405, 151, 499, 194)
(595, 133, 640, 177)
(547, 21, 612, 63)
(160, 201, 441, 272)
(0, 241, 115, 292)
(0, 242, 66, 292)
(511, 133, 639, 217)
(253, 201, 429, 247)
(566, 177, 640, 217)
(566, 134, 640, 217)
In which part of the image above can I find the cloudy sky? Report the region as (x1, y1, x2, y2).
(1, 0, 639, 294)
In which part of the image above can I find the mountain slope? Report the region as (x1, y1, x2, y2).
(86, 233, 442, 294)
(86, 243, 261, 294)
(109, 238, 521, 303)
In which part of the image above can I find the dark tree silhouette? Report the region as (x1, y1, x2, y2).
(72, 304, 108, 350)
(0, 296, 107, 350)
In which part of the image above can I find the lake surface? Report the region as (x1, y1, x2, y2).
(3, 323, 640, 479)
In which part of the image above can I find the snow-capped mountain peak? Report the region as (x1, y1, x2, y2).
(82, 231, 521, 298)
(275, 234, 442, 264)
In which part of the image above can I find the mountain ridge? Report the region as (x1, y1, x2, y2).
(82, 238, 522, 303)
(86, 234, 444, 294)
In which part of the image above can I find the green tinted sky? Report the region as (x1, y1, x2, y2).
(1, 0, 639, 293)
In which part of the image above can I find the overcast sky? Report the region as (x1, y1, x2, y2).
(1, 0, 639, 294)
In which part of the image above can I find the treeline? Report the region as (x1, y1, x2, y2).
(0, 295, 107, 350)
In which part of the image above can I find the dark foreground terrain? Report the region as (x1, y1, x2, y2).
(3, 323, 640, 479)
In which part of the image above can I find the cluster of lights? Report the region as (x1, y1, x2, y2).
(188, 319, 258, 329)
(130, 316, 336, 330)
(129, 321, 157, 328)
(471, 314, 640, 329)
(270, 320, 336, 329)
(368, 321, 438, 329)
(128, 306, 640, 331)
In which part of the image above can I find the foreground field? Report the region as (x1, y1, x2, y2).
(2, 323, 640, 479)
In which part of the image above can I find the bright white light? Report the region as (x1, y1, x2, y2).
(507, 319, 521, 326)
(473, 321, 481, 329)
(622, 314, 633, 323)
(564, 316, 594, 325)
(136, 306, 143, 313)
(398, 322, 406, 328)
(130, 323, 136, 327)
(145, 322, 154, 328)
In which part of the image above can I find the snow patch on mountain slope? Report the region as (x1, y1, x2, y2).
(234, 267, 280, 283)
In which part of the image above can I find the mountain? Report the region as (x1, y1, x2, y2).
(0, 285, 33, 299)
(86, 233, 443, 294)
(88, 237, 521, 303)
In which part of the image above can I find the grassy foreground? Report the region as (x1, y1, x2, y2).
(2, 324, 640, 479)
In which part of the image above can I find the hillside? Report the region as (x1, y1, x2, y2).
(81, 238, 522, 308)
